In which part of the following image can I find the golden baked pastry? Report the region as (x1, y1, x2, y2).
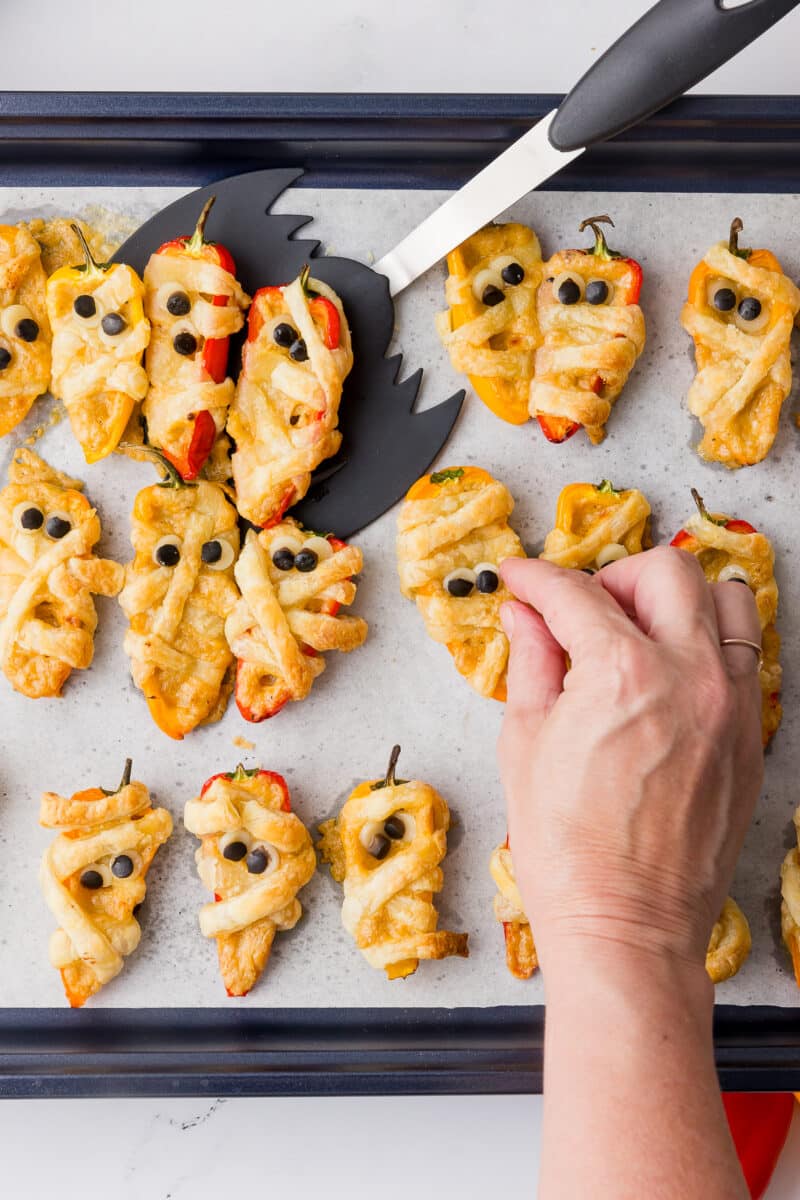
(142, 198, 250, 480)
(0, 223, 51, 437)
(781, 806, 800, 987)
(39, 759, 173, 1007)
(225, 519, 367, 722)
(396, 466, 525, 701)
(184, 764, 317, 997)
(118, 452, 240, 739)
(26, 217, 110, 276)
(540, 479, 651, 569)
(46, 224, 150, 463)
(318, 745, 468, 978)
(529, 216, 645, 444)
(435, 222, 543, 425)
(671, 489, 781, 746)
(0, 449, 123, 698)
(227, 268, 353, 528)
(681, 218, 800, 467)
(490, 841, 750, 984)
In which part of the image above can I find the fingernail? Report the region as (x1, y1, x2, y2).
(500, 603, 515, 638)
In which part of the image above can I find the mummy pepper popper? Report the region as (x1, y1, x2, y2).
(681, 217, 800, 467)
(318, 745, 468, 979)
(529, 215, 645, 445)
(539, 478, 651, 569)
(46, 224, 150, 463)
(0, 449, 123, 698)
(39, 759, 173, 1008)
(119, 450, 240, 739)
(227, 266, 353, 528)
(142, 197, 250, 480)
(184, 764, 317, 997)
(436, 222, 544, 425)
(0, 223, 51, 438)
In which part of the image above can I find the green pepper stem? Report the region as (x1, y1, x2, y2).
(186, 195, 216, 253)
(119, 758, 132, 789)
(384, 744, 401, 788)
(231, 763, 257, 783)
(597, 479, 618, 495)
(118, 442, 195, 490)
(70, 222, 108, 277)
(690, 487, 709, 521)
(728, 217, 751, 260)
(578, 214, 620, 261)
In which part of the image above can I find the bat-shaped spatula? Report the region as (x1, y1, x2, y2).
(377, 0, 800, 294)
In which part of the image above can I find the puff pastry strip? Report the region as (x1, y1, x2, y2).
(781, 807, 800, 987)
(397, 466, 525, 700)
(681, 219, 800, 467)
(228, 270, 353, 528)
(0, 449, 122, 698)
(0, 223, 51, 437)
(39, 760, 172, 1007)
(185, 766, 316, 996)
(318, 746, 468, 978)
(225, 519, 367, 721)
(436, 222, 543, 424)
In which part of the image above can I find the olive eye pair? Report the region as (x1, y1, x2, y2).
(552, 272, 610, 306)
(152, 535, 235, 570)
(443, 563, 500, 597)
(72, 294, 127, 335)
(270, 534, 333, 574)
(218, 830, 279, 876)
(13, 503, 72, 539)
(0, 304, 39, 348)
(471, 257, 526, 307)
(360, 812, 414, 861)
(272, 321, 308, 362)
(706, 277, 769, 332)
(80, 854, 139, 889)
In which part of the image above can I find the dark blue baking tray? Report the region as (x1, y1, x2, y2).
(1, 92, 799, 1098)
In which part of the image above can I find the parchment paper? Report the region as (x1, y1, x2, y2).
(0, 183, 798, 1009)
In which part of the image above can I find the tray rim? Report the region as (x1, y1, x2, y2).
(2, 90, 800, 1097)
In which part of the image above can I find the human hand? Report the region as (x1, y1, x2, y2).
(497, 546, 763, 982)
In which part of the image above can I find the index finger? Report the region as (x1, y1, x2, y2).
(500, 557, 643, 664)
(595, 545, 720, 649)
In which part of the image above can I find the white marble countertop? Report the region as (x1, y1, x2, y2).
(3, 3, 800, 1197)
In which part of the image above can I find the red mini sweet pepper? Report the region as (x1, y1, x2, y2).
(155, 195, 237, 480)
(723, 1092, 794, 1199)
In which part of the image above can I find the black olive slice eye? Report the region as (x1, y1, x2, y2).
(101, 312, 126, 336)
(73, 294, 97, 319)
(712, 287, 736, 312)
(246, 845, 278, 875)
(734, 295, 769, 333)
(173, 330, 198, 356)
(111, 854, 135, 879)
(474, 562, 500, 594)
(443, 568, 476, 597)
(367, 833, 391, 860)
(553, 271, 585, 305)
(166, 290, 192, 317)
(294, 547, 318, 573)
(585, 279, 610, 305)
(500, 261, 525, 286)
(15, 318, 38, 342)
(153, 536, 182, 567)
(80, 865, 110, 890)
(14, 503, 43, 531)
(45, 512, 72, 539)
(272, 547, 296, 570)
(201, 538, 235, 570)
(0, 347, 11, 370)
(481, 285, 505, 306)
(383, 815, 406, 840)
(273, 322, 297, 347)
(472, 267, 504, 304)
(289, 339, 308, 362)
(219, 830, 252, 861)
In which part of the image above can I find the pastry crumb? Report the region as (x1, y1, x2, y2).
(233, 735, 255, 751)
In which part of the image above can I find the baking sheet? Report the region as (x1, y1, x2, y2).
(0, 183, 798, 1009)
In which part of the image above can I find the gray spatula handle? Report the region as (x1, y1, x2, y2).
(549, 0, 800, 152)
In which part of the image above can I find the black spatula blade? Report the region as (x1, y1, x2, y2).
(115, 168, 463, 537)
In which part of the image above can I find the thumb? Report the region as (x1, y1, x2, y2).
(501, 599, 567, 738)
